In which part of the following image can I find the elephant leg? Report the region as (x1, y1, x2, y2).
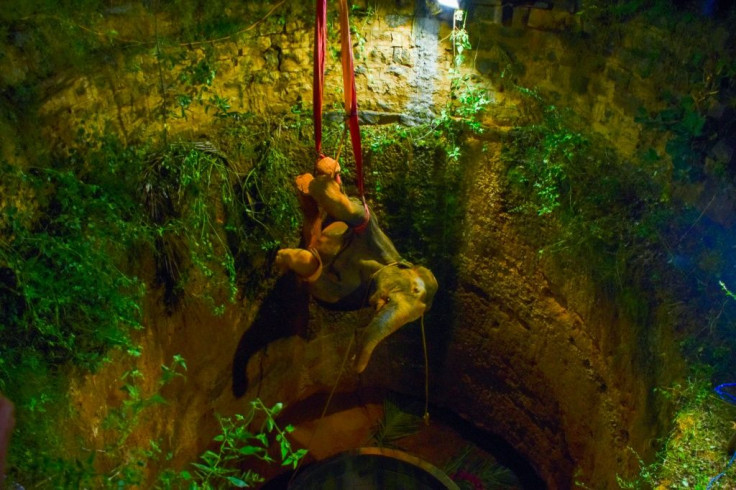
(275, 248, 322, 282)
(295, 173, 323, 248)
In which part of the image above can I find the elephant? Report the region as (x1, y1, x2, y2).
(276, 157, 438, 373)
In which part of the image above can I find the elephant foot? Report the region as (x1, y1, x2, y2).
(275, 248, 322, 282)
(295, 173, 314, 195)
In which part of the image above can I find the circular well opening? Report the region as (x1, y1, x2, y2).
(286, 447, 458, 490)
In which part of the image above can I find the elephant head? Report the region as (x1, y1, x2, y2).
(355, 264, 438, 373)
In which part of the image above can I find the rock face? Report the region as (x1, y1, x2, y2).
(17, 0, 708, 488)
(428, 141, 666, 488)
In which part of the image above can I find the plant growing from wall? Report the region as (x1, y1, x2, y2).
(0, 115, 306, 484)
(158, 399, 307, 489)
(432, 9, 490, 162)
(142, 143, 239, 311)
(618, 372, 736, 489)
(504, 87, 588, 216)
(500, 85, 683, 328)
(0, 132, 158, 485)
(3, 348, 304, 489)
(0, 139, 148, 372)
(1, 353, 188, 488)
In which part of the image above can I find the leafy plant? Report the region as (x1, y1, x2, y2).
(159, 399, 307, 489)
(504, 90, 587, 216)
(142, 144, 239, 311)
(370, 398, 422, 448)
(432, 9, 490, 151)
(0, 142, 148, 372)
(100, 355, 189, 488)
(2, 354, 188, 488)
(721, 282, 736, 302)
(445, 446, 518, 490)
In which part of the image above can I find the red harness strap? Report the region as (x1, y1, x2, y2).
(337, 0, 366, 204)
(313, 0, 327, 162)
(313, 0, 370, 232)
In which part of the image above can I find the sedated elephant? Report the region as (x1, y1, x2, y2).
(276, 157, 438, 373)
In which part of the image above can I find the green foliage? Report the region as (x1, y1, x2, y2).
(0, 137, 148, 373)
(159, 399, 307, 489)
(618, 373, 736, 489)
(501, 86, 676, 329)
(5, 353, 305, 488)
(0, 114, 303, 484)
(444, 446, 518, 489)
(106, 355, 188, 439)
(98, 355, 189, 488)
(505, 90, 588, 216)
(635, 94, 707, 183)
(142, 144, 238, 310)
(4, 354, 187, 488)
(432, 10, 490, 156)
(370, 398, 422, 448)
(361, 122, 465, 277)
(720, 281, 736, 302)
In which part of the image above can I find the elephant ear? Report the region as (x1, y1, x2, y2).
(414, 265, 438, 309)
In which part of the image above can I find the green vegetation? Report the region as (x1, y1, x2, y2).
(0, 112, 309, 483)
(615, 282, 736, 489)
(435, 9, 490, 159)
(0, 139, 147, 372)
(10, 348, 305, 489)
(617, 373, 736, 489)
(505, 88, 589, 216)
(445, 446, 518, 490)
(158, 400, 307, 489)
(0, 123, 304, 485)
(370, 398, 423, 448)
(501, 72, 736, 375)
(502, 85, 672, 328)
(1, 2, 308, 480)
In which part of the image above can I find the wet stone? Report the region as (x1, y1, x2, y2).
(385, 14, 412, 28)
(392, 47, 413, 66)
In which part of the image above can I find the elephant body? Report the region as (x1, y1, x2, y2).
(276, 158, 438, 373)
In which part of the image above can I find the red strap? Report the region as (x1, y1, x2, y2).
(338, 0, 367, 204)
(313, 0, 327, 166)
(313, 0, 367, 205)
(353, 201, 371, 234)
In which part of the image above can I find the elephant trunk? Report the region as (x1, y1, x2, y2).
(355, 330, 385, 374)
(355, 300, 420, 373)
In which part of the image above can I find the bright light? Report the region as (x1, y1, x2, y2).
(437, 0, 460, 8)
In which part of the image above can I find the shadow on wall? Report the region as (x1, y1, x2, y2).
(232, 273, 310, 398)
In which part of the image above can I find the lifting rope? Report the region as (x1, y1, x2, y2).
(313, 0, 368, 213)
